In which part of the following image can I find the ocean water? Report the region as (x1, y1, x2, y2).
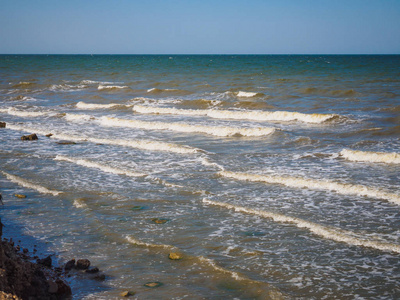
(0, 55, 400, 299)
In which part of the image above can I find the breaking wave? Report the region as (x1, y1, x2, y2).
(76, 101, 131, 110)
(146, 88, 191, 95)
(202, 199, 400, 253)
(236, 91, 263, 98)
(132, 105, 338, 124)
(219, 170, 400, 206)
(1, 171, 62, 196)
(99, 116, 276, 137)
(98, 84, 129, 90)
(0, 107, 53, 118)
(340, 149, 400, 164)
(6, 123, 200, 154)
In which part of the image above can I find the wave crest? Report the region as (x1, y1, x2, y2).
(133, 105, 338, 124)
(340, 149, 400, 164)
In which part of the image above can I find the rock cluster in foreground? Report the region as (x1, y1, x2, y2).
(0, 225, 72, 299)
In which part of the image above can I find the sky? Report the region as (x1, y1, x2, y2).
(0, 0, 399, 54)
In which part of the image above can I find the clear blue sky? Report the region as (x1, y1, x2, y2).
(1, 0, 399, 54)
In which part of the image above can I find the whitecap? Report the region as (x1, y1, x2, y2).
(340, 149, 400, 164)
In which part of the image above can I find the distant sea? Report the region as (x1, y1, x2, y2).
(1, 55, 400, 299)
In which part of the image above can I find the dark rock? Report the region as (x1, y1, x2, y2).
(21, 133, 38, 141)
(85, 267, 99, 274)
(0, 122, 6, 128)
(64, 259, 76, 271)
(55, 279, 72, 295)
(45, 133, 53, 137)
(76, 258, 91, 270)
(47, 279, 58, 293)
(93, 273, 106, 281)
(37, 255, 52, 268)
(23, 248, 28, 254)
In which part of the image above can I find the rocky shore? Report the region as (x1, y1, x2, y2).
(0, 219, 72, 300)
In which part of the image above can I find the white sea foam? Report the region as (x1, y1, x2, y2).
(219, 170, 400, 206)
(203, 198, 400, 253)
(99, 116, 276, 137)
(0, 107, 51, 117)
(98, 84, 128, 90)
(236, 91, 259, 98)
(133, 105, 337, 124)
(76, 101, 130, 110)
(125, 235, 175, 250)
(64, 113, 94, 122)
(6, 123, 199, 154)
(199, 157, 225, 170)
(340, 149, 400, 164)
(1, 171, 62, 196)
(198, 256, 247, 281)
(55, 155, 146, 177)
(147, 88, 179, 93)
(73, 199, 88, 208)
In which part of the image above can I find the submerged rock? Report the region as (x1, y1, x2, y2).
(85, 267, 99, 274)
(45, 133, 53, 137)
(168, 252, 183, 260)
(76, 258, 91, 270)
(144, 281, 163, 288)
(56, 140, 76, 145)
(21, 133, 38, 140)
(151, 218, 169, 224)
(14, 194, 27, 199)
(0, 122, 6, 128)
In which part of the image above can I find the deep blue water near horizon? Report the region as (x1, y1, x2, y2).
(0, 55, 400, 299)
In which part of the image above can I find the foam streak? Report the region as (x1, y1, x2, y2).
(1, 171, 62, 196)
(341, 149, 400, 164)
(203, 199, 400, 253)
(219, 170, 400, 206)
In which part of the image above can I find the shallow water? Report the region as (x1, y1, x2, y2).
(1, 55, 400, 299)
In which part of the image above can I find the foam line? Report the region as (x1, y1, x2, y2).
(54, 155, 146, 177)
(1, 171, 62, 196)
(99, 116, 276, 137)
(133, 105, 338, 124)
(76, 101, 131, 109)
(6, 124, 199, 154)
(219, 170, 400, 206)
(203, 198, 400, 253)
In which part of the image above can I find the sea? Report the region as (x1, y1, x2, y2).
(0, 55, 399, 299)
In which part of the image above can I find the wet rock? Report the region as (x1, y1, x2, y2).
(37, 255, 52, 268)
(76, 258, 91, 270)
(0, 122, 6, 128)
(14, 194, 27, 198)
(85, 267, 99, 274)
(23, 248, 28, 254)
(144, 281, 163, 288)
(64, 259, 76, 271)
(21, 133, 38, 140)
(47, 279, 58, 293)
(151, 218, 169, 224)
(121, 290, 135, 297)
(168, 252, 183, 260)
(45, 133, 53, 137)
(55, 279, 72, 295)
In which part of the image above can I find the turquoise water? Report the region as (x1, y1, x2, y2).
(0, 55, 400, 299)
